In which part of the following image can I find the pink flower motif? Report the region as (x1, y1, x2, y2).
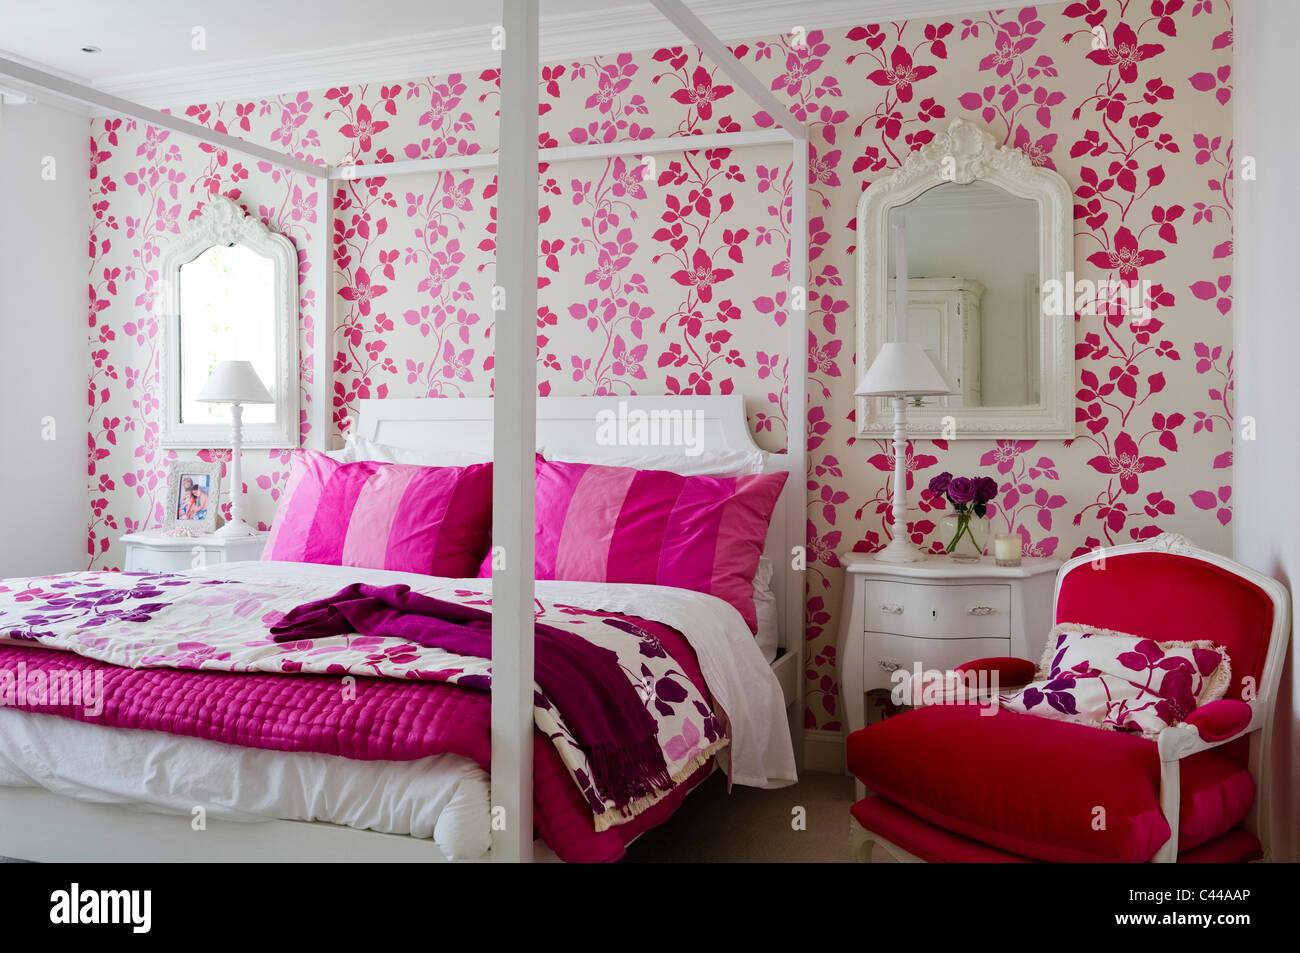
(670, 66, 733, 120)
(980, 440, 1036, 474)
(586, 71, 629, 114)
(772, 52, 811, 97)
(339, 267, 386, 316)
(670, 248, 733, 303)
(979, 31, 1032, 77)
(611, 335, 648, 379)
(867, 443, 938, 491)
(441, 177, 474, 211)
(340, 103, 390, 153)
(610, 156, 646, 200)
(664, 719, 701, 762)
(289, 184, 317, 223)
(440, 340, 475, 382)
(1085, 22, 1164, 84)
(867, 45, 937, 103)
(1086, 227, 1166, 280)
(809, 148, 842, 186)
(1087, 432, 1166, 494)
(1012, 127, 1058, 170)
(807, 337, 842, 376)
(585, 239, 633, 291)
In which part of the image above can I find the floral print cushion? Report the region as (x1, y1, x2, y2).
(999, 623, 1231, 737)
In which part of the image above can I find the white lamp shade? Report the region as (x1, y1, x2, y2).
(196, 360, 273, 404)
(854, 342, 951, 397)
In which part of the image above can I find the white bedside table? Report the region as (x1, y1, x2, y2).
(120, 531, 268, 573)
(837, 551, 1061, 741)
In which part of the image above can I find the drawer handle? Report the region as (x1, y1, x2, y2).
(968, 606, 996, 616)
(879, 603, 904, 615)
(878, 660, 901, 673)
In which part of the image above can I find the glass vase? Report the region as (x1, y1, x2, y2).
(941, 511, 989, 562)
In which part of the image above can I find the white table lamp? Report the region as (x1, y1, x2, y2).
(196, 360, 273, 537)
(856, 342, 951, 562)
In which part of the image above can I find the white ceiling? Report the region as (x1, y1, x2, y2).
(0, 0, 601, 81)
(0, 0, 1012, 106)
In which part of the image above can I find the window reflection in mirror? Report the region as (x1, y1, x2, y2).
(886, 181, 1040, 408)
(178, 244, 277, 425)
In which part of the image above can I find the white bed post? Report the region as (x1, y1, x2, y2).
(312, 175, 333, 451)
(649, 0, 808, 766)
(490, 0, 539, 863)
(0, 55, 327, 179)
(788, 134, 808, 764)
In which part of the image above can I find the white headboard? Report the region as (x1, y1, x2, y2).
(354, 395, 804, 694)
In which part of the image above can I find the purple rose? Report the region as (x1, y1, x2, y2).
(947, 477, 976, 505)
(928, 472, 952, 496)
(975, 476, 998, 504)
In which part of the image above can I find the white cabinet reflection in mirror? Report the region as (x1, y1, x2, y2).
(160, 196, 300, 449)
(886, 278, 983, 407)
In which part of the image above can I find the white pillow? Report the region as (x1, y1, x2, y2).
(540, 446, 766, 477)
(752, 556, 778, 664)
(343, 434, 491, 468)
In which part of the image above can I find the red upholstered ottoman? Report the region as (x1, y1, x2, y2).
(845, 706, 1258, 863)
(849, 795, 1263, 863)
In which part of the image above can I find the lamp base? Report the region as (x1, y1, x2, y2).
(873, 536, 928, 563)
(214, 518, 260, 538)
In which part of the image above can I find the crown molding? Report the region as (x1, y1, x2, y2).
(93, 0, 1025, 109)
(0, 49, 92, 115)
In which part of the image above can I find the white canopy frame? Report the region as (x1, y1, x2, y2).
(0, 0, 809, 863)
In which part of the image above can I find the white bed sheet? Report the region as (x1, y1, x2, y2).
(0, 707, 493, 860)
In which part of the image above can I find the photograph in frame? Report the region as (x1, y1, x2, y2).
(163, 460, 222, 534)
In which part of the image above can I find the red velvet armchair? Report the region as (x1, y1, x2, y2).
(846, 534, 1291, 863)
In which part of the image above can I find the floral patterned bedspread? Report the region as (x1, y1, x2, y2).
(0, 571, 728, 830)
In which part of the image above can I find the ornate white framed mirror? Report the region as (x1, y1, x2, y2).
(855, 118, 1074, 439)
(160, 196, 299, 448)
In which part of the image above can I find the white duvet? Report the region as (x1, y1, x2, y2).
(0, 560, 795, 859)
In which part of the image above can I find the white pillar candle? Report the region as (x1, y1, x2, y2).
(893, 216, 908, 342)
(993, 534, 1022, 566)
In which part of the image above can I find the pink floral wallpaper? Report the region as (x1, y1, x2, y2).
(86, 0, 1234, 731)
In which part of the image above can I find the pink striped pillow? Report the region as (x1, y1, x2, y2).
(532, 457, 787, 632)
(264, 449, 493, 577)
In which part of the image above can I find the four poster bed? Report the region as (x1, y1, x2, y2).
(0, 0, 810, 862)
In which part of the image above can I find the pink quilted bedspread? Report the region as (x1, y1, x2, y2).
(0, 613, 713, 863)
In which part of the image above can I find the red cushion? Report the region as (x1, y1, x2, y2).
(1056, 553, 1273, 702)
(954, 656, 1037, 686)
(851, 796, 1262, 864)
(1185, 699, 1253, 742)
(846, 705, 1255, 863)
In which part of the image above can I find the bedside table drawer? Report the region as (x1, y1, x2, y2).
(120, 533, 267, 573)
(864, 580, 1012, 639)
(864, 633, 1011, 692)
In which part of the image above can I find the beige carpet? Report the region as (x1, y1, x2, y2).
(621, 769, 856, 862)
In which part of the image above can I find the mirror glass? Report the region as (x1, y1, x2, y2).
(886, 180, 1039, 408)
(178, 243, 277, 425)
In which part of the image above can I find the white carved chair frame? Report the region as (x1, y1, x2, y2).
(855, 118, 1075, 439)
(160, 196, 300, 449)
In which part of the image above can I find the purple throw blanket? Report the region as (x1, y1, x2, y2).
(269, 583, 671, 810)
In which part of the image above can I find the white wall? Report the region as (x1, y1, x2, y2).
(1234, 0, 1300, 863)
(0, 98, 89, 576)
